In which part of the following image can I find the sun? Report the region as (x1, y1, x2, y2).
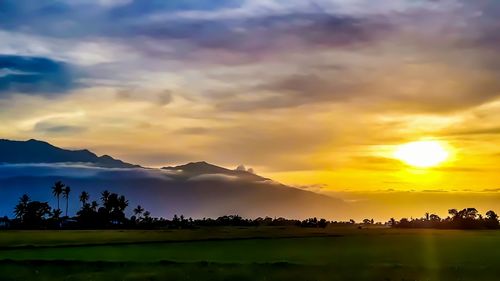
(394, 141, 449, 168)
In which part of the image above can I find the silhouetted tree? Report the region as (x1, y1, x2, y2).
(52, 209, 63, 220)
(51, 181, 65, 211)
(486, 210, 498, 220)
(14, 195, 51, 227)
(14, 194, 31, 221)
(142, 211, 152, 224)
(63, 186, 71, 217)
(133, 205, 144, 220)
(118, 195, 128, 212)
(97, 192, 129, 225)
(363, 219, 373, 225)
(91, 201, 99, 212)
(448, 209, 458, 219)
(23, 201, 51, 226)
(101, 190, 111, 211)
(394, 209, 500, 230)
(79, 191, 89, 207)
(485, 210, 499, 229)
(429, 214, 441, 222)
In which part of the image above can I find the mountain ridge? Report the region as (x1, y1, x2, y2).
(162, 161, 269, 182)
(0, 138, 344, 219)
(0, 139, 139, 168)
(0, 139, 270, 181)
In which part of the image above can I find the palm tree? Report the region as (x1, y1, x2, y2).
(20, 194, 30, 205)
(14, 194, 31, 220)
(117, 195, 129, 212)
(63, 186, 71, 217)
(133, 205, 144, 219)
(52, 209, 62, 220)
(101, 190, 111, 210)
(51, 181, 65, 211)
(79, 191, 89, 207)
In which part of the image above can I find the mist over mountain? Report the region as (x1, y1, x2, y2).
(0, 139, 344, 219)
(162, 161, 268, 182)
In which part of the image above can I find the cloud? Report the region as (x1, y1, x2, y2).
(444, 127, 500, 136)
(157, 90, 173, 106)
(482, 188, 500, 193)
(115, 88, 174, 106)
(175, 127, 210, 135)
(33, 121, 86, 135)
(0, 0, 393, 65)
(295, 183, 328, 192)
(125, 13, 391, 65)
(235, 164, 254, 173)
(1, 0, 500, 185)
(0, 55, 77, 95)
(0, 163, 172, 180)
(217, 73, 359, 111)
(348, 156, 404, 171)
(108, 0, 244, 17)
(187, 173, 239, 182)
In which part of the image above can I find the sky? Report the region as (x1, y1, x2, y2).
(1, 0, 500, 215)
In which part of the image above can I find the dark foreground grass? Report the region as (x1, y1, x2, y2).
(1, 260, 499, 281)
(1, 228, 500, 280)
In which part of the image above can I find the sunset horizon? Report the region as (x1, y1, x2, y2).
(1, 1, 500, 280)
(2, 1, 500, 222)
(2, 137, 500, 221)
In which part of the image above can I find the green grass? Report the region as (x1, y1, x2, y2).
(1, 227, 499, 280)
(0, 227, 341, 248)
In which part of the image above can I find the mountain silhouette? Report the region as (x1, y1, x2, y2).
(162, 161, 268, 181)
(0, 139, 345, 219)
(0, 139, 138, 168)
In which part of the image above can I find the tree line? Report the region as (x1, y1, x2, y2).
(3, 181, 500, 230)
(388, 208, 500, 229)
(1, 181, 332, 229)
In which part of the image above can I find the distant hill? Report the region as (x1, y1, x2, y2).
(0, 139, 345, 219)
(162, 161, 268, 182)
(0, 139, 138, 168)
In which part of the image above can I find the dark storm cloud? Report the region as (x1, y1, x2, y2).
(0, 55, 77, 95)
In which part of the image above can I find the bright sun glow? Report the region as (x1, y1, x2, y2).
(394, 141, 449, 168)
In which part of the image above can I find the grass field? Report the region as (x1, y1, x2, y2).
(1, 227, 500, 280)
